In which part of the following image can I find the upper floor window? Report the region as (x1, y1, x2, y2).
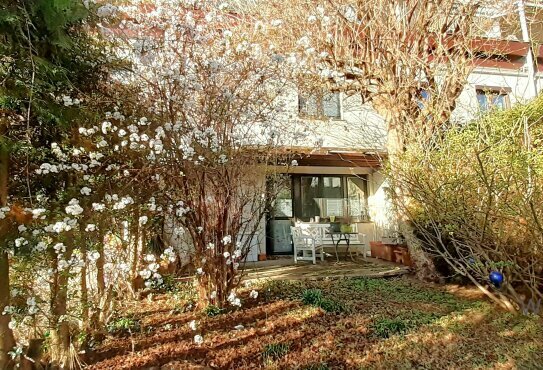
(298, 91, 341, 119)
(476, 86, 511, 112)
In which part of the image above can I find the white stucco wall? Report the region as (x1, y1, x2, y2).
(277, 67, 543, 155)
(453, 68, 543, 123)
(277, 87, 387, 152)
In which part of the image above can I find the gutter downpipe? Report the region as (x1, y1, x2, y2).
(518, 0, 539, 98)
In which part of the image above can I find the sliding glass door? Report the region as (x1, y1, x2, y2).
(267, 174, 370, 255)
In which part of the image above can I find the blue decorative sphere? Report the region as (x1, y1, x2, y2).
(467, 257, 475, 265)
(489, 271, 504, 288)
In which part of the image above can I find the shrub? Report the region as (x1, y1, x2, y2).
(390, 96, 543, 312)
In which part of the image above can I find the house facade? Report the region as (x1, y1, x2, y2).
(247, 36, 543, 262)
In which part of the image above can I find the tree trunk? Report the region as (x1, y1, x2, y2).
(387, 124, 441, 282)
(80, 241, 89, 346)
(131, 211, 140, 292)
(49, 242, 74, 369)
(0, 145, 15, 370)
(96, 237, 105, 297)
(0, 251, 15, 370)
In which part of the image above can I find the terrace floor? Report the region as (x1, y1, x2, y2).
(242, 256, 410, 282)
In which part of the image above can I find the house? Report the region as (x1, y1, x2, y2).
(246, 4, 543, 262)
(141, 1, 543, 263)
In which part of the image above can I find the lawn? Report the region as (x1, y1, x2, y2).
(86, 277, 543, 369)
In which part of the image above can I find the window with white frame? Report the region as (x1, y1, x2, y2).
(298, 90, 341, 119)
(476, 86, 511, 112)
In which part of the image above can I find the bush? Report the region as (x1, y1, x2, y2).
(390, 95, 543, 312)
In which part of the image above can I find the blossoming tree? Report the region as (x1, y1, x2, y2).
(108, 0, 299, 308)
(1, 0, 305, 366)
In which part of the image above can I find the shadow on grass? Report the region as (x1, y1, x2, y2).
(87, 277, 543, 370)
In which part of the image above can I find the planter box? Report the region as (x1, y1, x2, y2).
(382, 244, 396, 262)
(258, 254, 267, 261)
(370, 241, 384, 259)
(398, 247, 413, 267)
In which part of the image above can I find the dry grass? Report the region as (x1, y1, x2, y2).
(85, 277, 543, 369)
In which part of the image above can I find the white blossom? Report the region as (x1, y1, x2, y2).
(139, 269, 152, 279)
(92, 203, 105, 212)
(144, 254, 156, 262)
(34, 242, 47, 252)
(80, 187, 92, 196)
(88, 251, 100, 262)
(65, 199, 83, 216)
(194, 334, 203, 345)
(53, 243, 66, 254)
(15, 238, 28, 247)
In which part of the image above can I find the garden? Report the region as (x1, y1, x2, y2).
(1, 1, 543, 369)
(87, 277, 543, 369)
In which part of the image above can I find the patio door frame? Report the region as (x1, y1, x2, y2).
(266, 176, 295, 255)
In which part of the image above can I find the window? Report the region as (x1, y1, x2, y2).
(293, 175, 369, 221)
(272, 179, 293, 218)
(347, 177, 369, 220)
(476, 87, 510, 111)
(300, 176, 345, 218)
(298, 91, 341, 119)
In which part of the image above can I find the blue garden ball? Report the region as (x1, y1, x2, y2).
(467, 257, 475, 265)
(489, 271, 504, 288)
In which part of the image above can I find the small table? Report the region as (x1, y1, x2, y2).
(326, 231, 358, 262)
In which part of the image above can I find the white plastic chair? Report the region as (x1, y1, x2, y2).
(290, 226, 325, 264)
